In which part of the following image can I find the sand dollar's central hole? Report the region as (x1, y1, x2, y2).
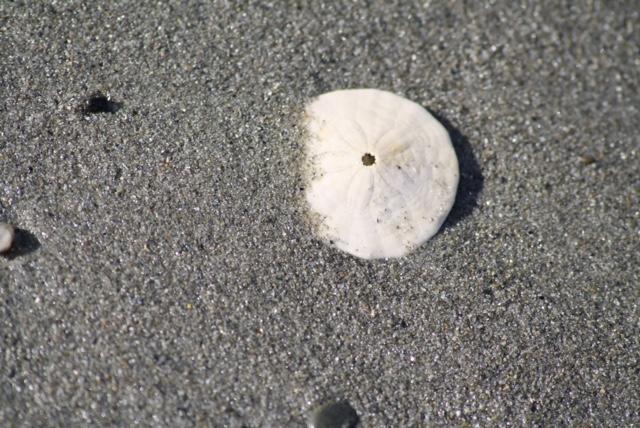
(361, 153, 376, 166)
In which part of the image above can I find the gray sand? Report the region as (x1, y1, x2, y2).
(1, 1, 638, 426)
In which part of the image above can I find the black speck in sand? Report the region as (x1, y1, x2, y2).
(83, 93, 122, 114)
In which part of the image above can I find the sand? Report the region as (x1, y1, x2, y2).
(1, 1, 638, 426)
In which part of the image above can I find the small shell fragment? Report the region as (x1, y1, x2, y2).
(304, 89, 459, 259)
(0, 223, 15, 253)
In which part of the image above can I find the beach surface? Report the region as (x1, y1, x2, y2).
(1, 1, 638, 426)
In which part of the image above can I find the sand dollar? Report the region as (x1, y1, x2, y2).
(304, 89, 459, 259)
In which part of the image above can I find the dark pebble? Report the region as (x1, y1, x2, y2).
(309, 400, 359, 428)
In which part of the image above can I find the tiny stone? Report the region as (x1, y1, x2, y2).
(0, 223, 15, 253)
(309, 401, 359, 428)
(84, 93, 121, 114)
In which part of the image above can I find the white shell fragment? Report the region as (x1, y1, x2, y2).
(304, 89, 459, 259)
(0, 223, 15, 253)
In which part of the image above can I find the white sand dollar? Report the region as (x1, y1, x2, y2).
(304, 89, 459, 259)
